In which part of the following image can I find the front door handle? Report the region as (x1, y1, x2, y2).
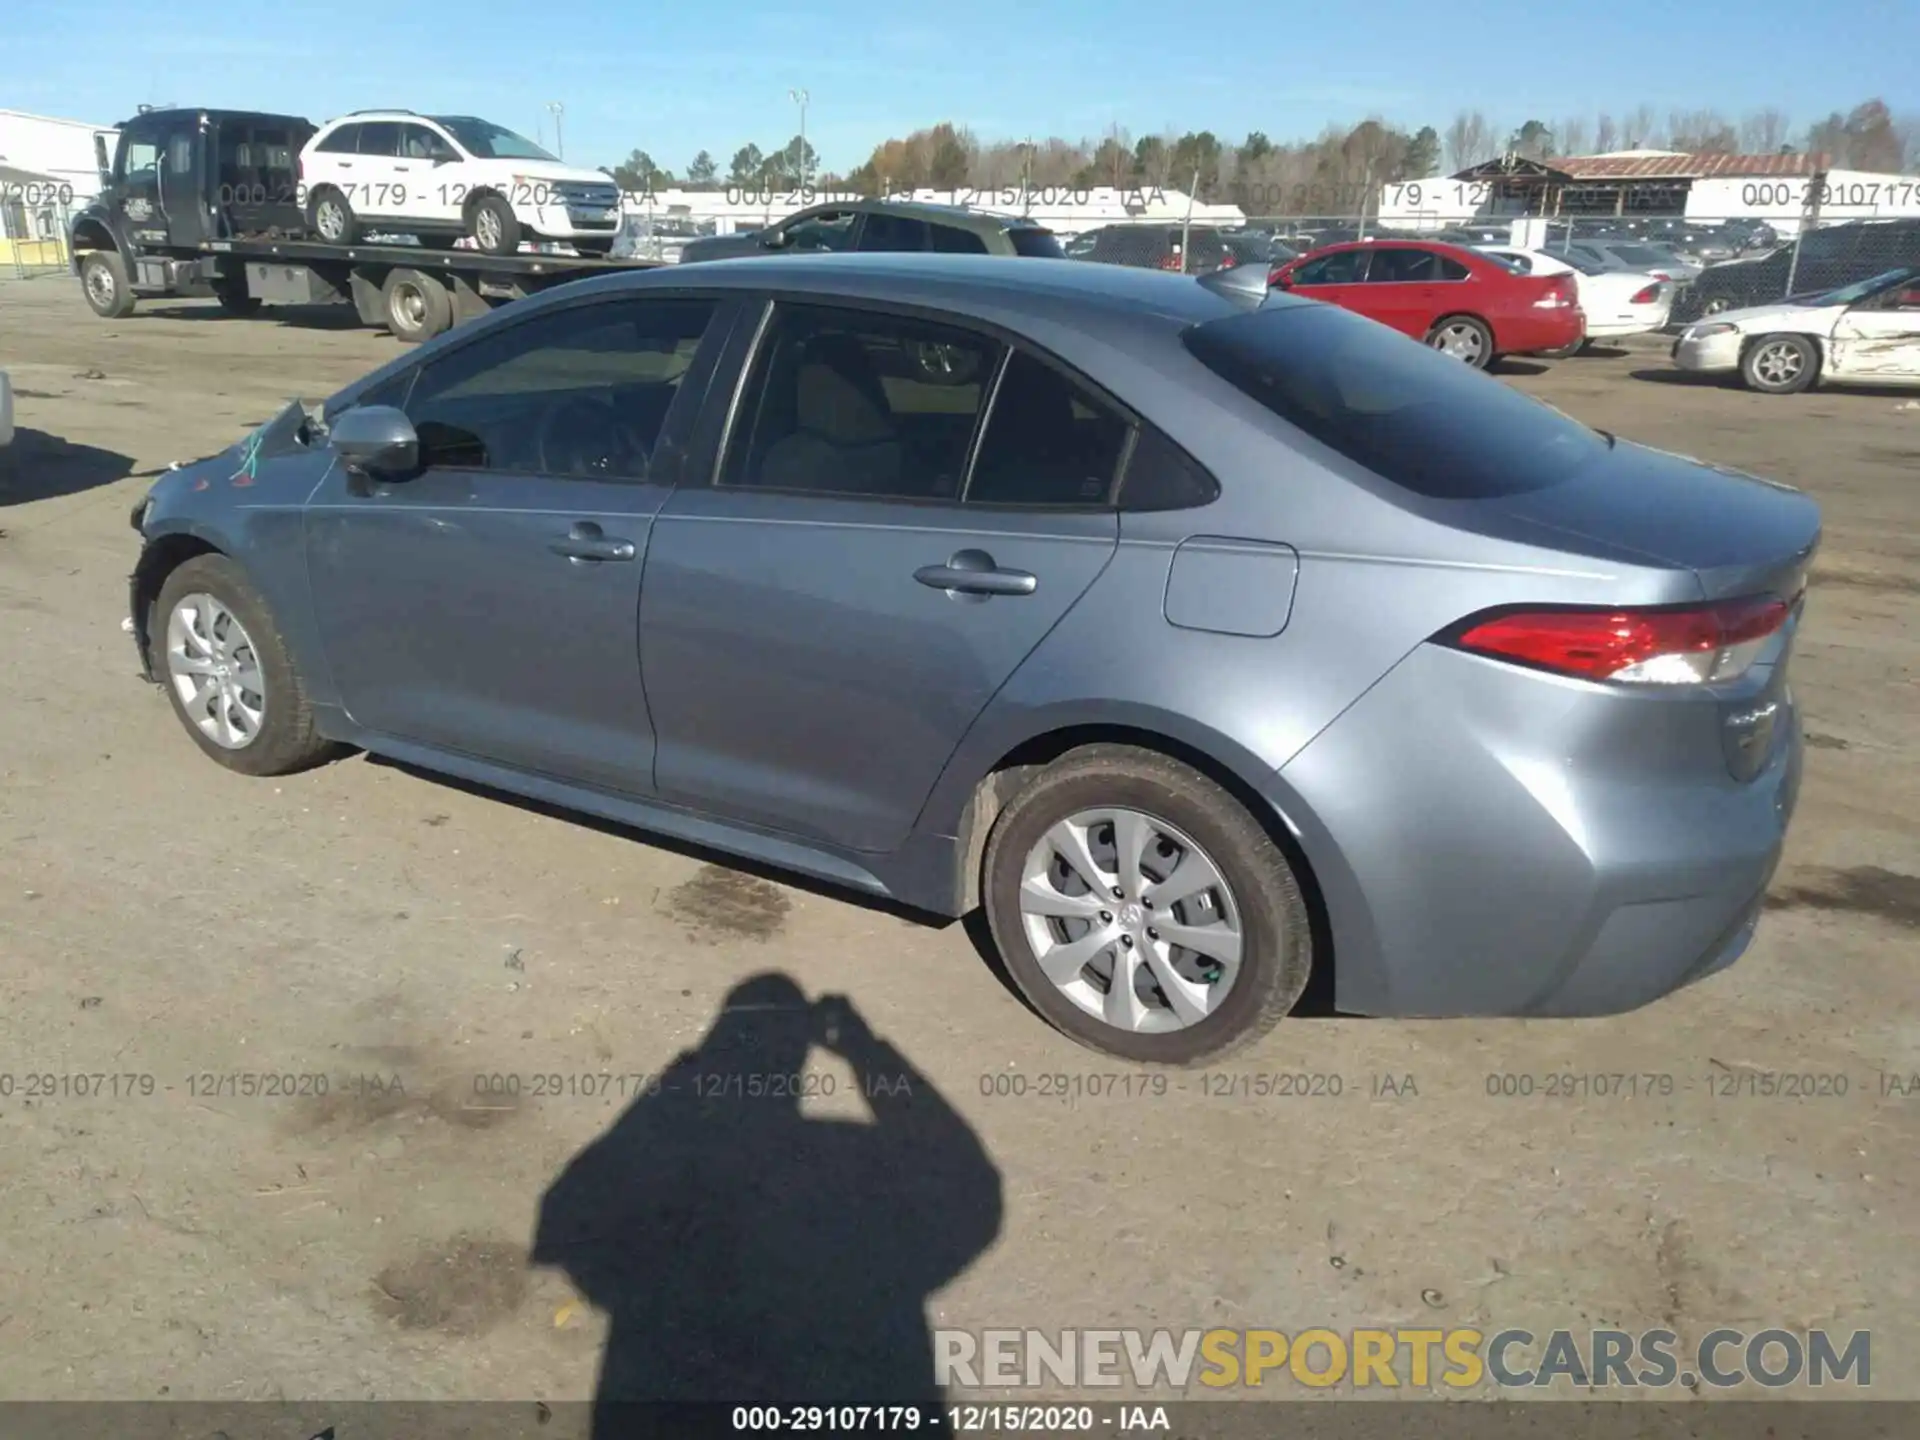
(915, 548, 1037, 597)
(550, 521, 636, 563)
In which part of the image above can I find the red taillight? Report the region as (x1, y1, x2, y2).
(1651, 271, 1672, 281)
(1447, 596, 1791, 685)
(1532, 277, 1577, 309)
(1630, 283, 1661, 304)
(1158, 254, 1184, 271)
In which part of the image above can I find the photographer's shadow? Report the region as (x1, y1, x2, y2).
(533, 974, 1003, 1434)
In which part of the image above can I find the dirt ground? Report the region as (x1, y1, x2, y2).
(0, 275, 1915, 1409)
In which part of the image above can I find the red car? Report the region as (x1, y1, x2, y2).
(1268, 239, 1583, 368)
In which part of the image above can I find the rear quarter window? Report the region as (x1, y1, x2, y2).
(1183, 305, 1609, 499)
(1008, 228, 1065, 259)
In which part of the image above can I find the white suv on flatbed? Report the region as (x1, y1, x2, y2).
(298, 111, 623, 255)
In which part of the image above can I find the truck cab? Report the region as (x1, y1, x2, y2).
(69, 108, 315, 317)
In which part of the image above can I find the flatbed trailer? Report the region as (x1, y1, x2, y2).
(67, 106, 661, 343)
(110, 235, 660, 342)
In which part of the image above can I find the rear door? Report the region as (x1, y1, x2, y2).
(303, 294, 731, 794)
(1359, 246, 1462, 337)
(350, 122, 406, 224)
(639, 299, 1129, 853)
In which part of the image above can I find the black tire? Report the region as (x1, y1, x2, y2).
(1537, 337, 1587, 359)
(150, 554, 342, 777)
(1740, 333, 1818, 395)
(210, 279, 262, 317)
(573, 238, 615, 257)
(306, 186, 359, 246)
(467, 194, 521, 255)
(981, 744, 1312, 1066)
(1425, 313, 1495, 369)
(79, 249, 136, 318)
(380, 267, 453, 344)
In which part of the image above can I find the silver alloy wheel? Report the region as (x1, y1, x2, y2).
(316, 197, 347, 241)
(1750, 339, 1804, 388)
(165, 593, 266, 749)
(1019, 807, 1244, 1034)
(474, 206, 503, 250)
(85, 259, 116, 309)
(1702, 296, 1732, 315)
(1430, 321, 1486, 363)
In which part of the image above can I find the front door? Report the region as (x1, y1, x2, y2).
(1282, 246, 1373, 316)
(157, 119, 210, 248)
(641, 301, 1130, 853)
(304, 295, 729, 795)
(1828, 282, 1920, 382)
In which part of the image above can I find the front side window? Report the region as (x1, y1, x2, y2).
(934, 225, 991, 255)
(859, 212, 930, 251)
(399, 125, 457, 162)
(1291, 250, 1369, 285)
(120, 139, 160, 181)
(406, 298, 718, 479)
(1007, 228, 1064, 258)
(721, 304, 1003, 500)
(967, 351, 1131, 507)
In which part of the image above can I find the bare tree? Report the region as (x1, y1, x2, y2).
(1443, 110, 1496, 173)
(1739, 108, 1792, 154)
(1557, 115, 1592, 157)
(1594, 112, 1619, 152)
(1668, 109, 1737, 153)
(1622, 104, 1661, 149)
(1896, 113, 1920, 173)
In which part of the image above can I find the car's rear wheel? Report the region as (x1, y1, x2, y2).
(153, 555, 341, 777)
(1741, 334, 1818, 394)
(80, 250, 136, 319)
(982, 745, 1312, 1065)
(1426, 314, 1494, 368)
(468, 195, 521, 255)
(1538, 337, 1587, 359)
(307, 187, 359, 246)
(1700, 295, 1734, 316)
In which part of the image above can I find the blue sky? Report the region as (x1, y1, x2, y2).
(4, 0, 1914, 175)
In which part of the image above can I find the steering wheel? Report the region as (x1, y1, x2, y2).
(534, 394, 639, 477)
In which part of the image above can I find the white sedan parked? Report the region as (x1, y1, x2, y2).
(1476, 247, 1673, 351)
(1670, 267, 1920, 394)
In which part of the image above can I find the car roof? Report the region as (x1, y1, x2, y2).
(119, 108, 309, 129)
(579, 251, 1309, 324)
(850, 199, 1051, 232)
(1311, 237, 1483, 261)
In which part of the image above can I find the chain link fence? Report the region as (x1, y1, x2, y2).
(1, 188, 75, 279)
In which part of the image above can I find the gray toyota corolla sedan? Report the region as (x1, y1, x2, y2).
(128, 253, 1817, 1064)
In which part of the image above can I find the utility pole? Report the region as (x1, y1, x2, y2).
(547, 101, 565, 160)
(789, 89, 810, 192)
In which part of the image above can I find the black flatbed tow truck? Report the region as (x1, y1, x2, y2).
(68, 107, 659, 343)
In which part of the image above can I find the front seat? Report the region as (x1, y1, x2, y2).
(755, 333, 903, 496)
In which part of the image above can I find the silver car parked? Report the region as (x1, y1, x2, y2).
(128, 254, 1818, 1063)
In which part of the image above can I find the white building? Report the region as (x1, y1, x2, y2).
(1377, 150, 1920, 233)
(621, 184, 1246, 238)
(0, 110, 118, 265)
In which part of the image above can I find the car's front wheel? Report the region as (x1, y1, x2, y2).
(1741, 333, 1818, 394)
(468, 195, 522, 255)
(982, 745, 1312, 1065)
(152, 555, 341, 776)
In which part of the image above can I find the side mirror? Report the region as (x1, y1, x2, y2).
(329, 405, 418, 477)
(759, 226, 793, 249)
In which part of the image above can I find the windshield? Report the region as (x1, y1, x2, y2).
(430, 116, 558, 162)
(1801, 268, 1920, 306)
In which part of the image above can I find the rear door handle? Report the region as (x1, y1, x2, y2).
(915, 548, 1036, 597)
(550, 521, 636, 563)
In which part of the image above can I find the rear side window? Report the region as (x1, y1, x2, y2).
(934, 225, 990, 255)
(967, 351, 1131, 507)
(1008, 228, 1065, 258)
(1184, 305, 1609, 499)
(315, 124, 362, 155)
(1117, 426, 1219, 511)
(859, 212, 930, 251)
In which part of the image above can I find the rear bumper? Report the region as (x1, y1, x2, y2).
(1498, 308, 1584, 353)
(1276, 643, 1802, 1018)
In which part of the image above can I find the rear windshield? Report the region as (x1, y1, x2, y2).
(1009, 227, 1066, 259)
(1183, 305, 1609, 499)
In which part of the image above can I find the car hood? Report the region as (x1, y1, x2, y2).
(1686, 301, 1844, 333)
(459, 158, 617, 189)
